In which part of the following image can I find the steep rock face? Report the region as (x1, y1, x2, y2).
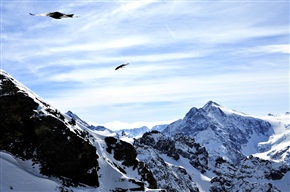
(138, 131, 209, 173)
(135, 146, 200, 192)
(210, 156, 290, 192)
(134, 130, 289, 192)
(105, 137, 157, 190)
(163, 101, 273, 164)
(134, 131, 207, 191)
(0, 72, 99, 187)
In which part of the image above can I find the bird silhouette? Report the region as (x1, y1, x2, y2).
(29, 12, 79, 19)
(115, 63, 129, 70)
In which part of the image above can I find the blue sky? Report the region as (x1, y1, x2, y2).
(1, 0, 289, 130)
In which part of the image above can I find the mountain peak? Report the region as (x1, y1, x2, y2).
(202, 100, 221, 110)
(201, 101, 227, 117)
(202, 101, 248, 117)
(66, 110, 90, 127)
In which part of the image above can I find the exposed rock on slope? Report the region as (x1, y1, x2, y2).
(210, 156, 289, 192)
(0, 72, 99, 187)
(134, 130, 208, 191)
(105, 136, 157, 190)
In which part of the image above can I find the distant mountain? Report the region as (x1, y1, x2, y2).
(116, 126, 150, 138)
(115, 124, 168, 138)
(163, 101, 276, 164)
(151, 124, 168, 132)
(66, 110, 115, 136)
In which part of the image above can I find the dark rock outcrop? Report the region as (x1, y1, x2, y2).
(105, 137, 157, 189)
(0, 73, 99, 187)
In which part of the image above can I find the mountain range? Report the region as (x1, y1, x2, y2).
(0, 70, 289, 192)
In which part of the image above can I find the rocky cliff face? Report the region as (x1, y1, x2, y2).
(134, 130, 208, 192)
(0, 70, 156, 191)
(0, 72, 99, 187)
(134, 130, 290, 192)
(211, 155, 289, 192)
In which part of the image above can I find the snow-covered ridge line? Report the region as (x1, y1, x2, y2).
(0, 70, 45, 105)
(202, 100, 250, 117)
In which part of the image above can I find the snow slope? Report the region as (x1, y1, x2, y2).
(0, 152, 60, 192)
(254, 113, 290, 164)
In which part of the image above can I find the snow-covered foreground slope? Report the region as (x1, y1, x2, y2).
(1, 148, 155, 192)
(0, 152, 61, 192)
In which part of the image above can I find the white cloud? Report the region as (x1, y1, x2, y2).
(245, 44, 290, 54)
(114, 0, 155, 13)
(43, 36, 151, 54)
(46, 67, 288, 111)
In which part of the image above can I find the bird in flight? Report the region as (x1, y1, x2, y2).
(115, 63, 129, 70)
(29, 12, 79, 19)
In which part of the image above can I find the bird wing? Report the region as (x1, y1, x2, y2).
(29, 12, 51, 17)
(115, 65, 123, 70)
(64, 14, 74, 17)
(115, 63, 129, 70)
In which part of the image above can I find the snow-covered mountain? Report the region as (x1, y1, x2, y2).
(162, 101, 288, 165)
(151, 124, 168, 132)
(66, 110, 116, 136)
(116, 126, 150, 138)
(0, 70, 157, 191)
(114, 124, 168, 138)
(1, 70, 289, 192)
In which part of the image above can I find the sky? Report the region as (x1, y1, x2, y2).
(1, 0, 289, 130)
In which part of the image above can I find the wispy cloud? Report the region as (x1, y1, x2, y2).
(243, 44, 290, 54)
(1, 1, 289, 129)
